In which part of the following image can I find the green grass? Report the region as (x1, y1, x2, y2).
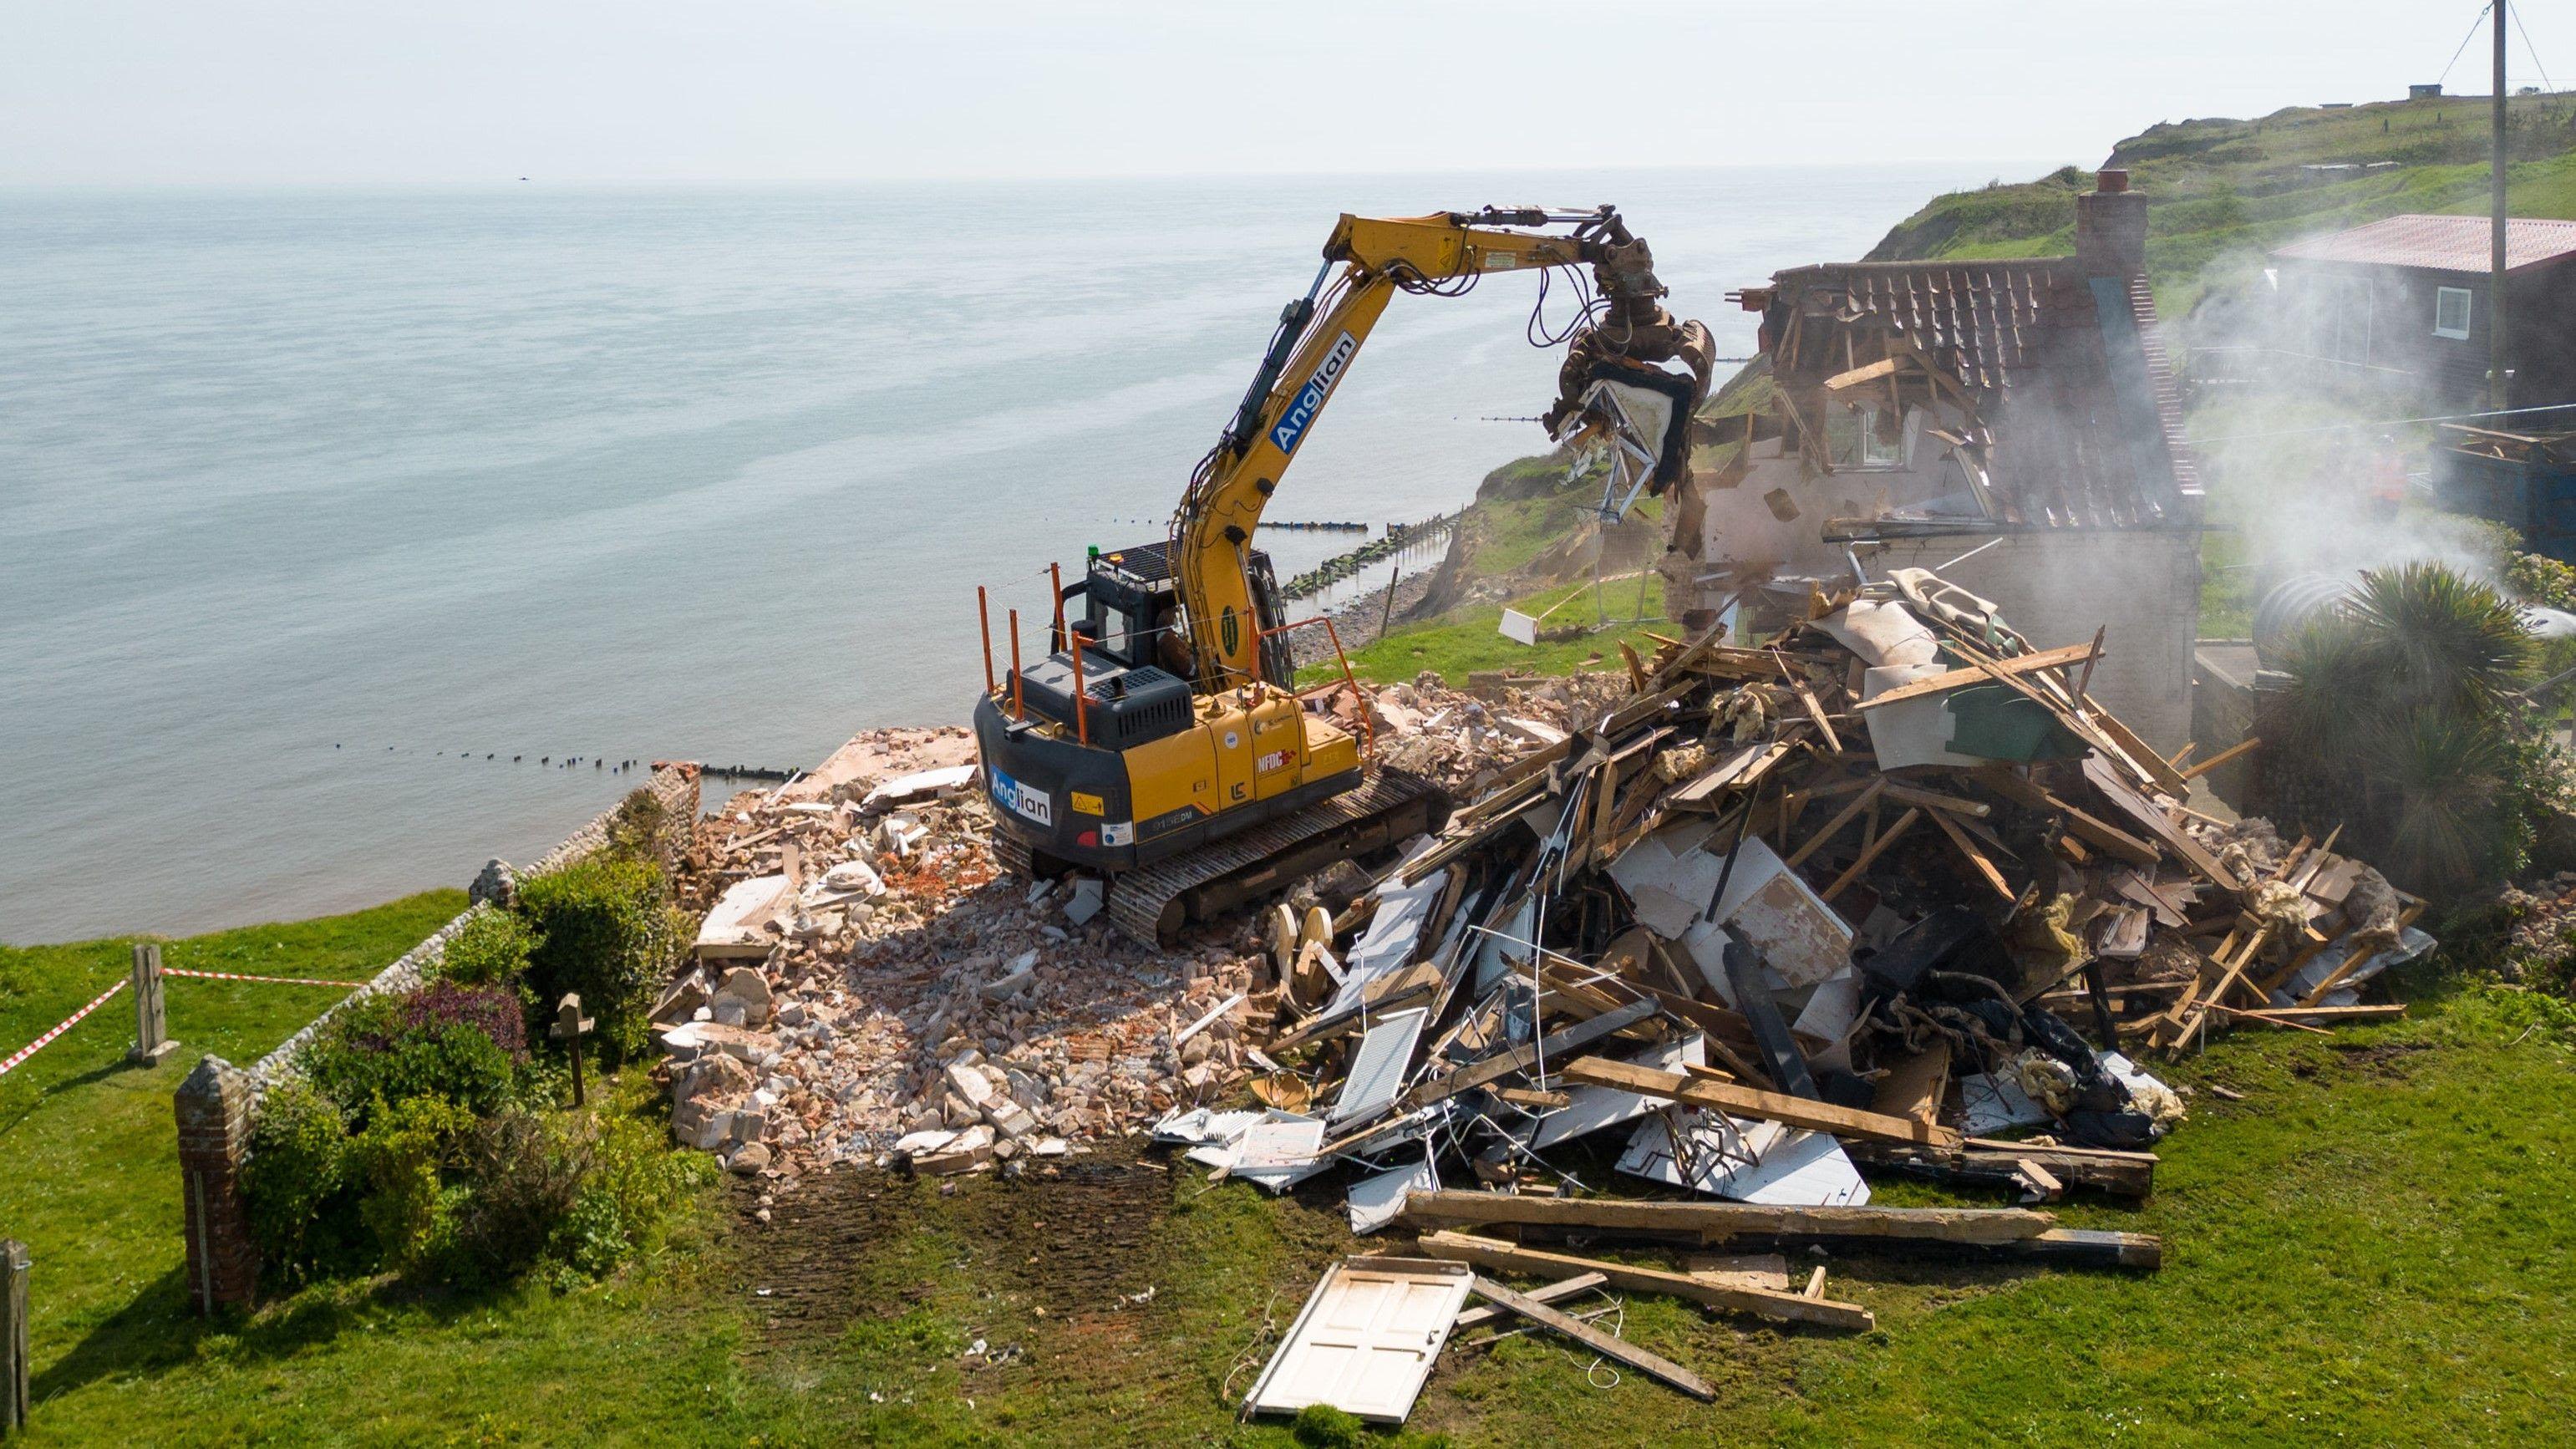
(14, 900, 2576, 1444)
(1869, 94, 2576, 312)
(1310, 572, 1670, 687)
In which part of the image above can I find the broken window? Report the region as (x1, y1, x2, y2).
(1827, 401, 1910, 470)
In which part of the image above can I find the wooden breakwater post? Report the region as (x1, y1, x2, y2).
(2, 1238, 28, 1436)
(128, 943, 177, 1066)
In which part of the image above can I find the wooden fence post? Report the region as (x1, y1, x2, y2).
(128, 943, 177, 1066)
(2, 1237, 28, 1436)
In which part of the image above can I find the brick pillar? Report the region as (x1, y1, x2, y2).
(173, 1055, 258, 1313)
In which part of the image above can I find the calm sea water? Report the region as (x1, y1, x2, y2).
(1, 164, 2020, 943)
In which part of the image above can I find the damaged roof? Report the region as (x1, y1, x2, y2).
(1766, 257, 2201, 530)
(2272, 213, 2576, 275)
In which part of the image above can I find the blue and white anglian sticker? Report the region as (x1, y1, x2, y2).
(988, 768, 1052, 827)
(1267, 330, 1359, 457)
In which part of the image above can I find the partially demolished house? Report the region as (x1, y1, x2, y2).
(1667, 171, 2204, 748)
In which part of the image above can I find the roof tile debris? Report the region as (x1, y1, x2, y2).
(1766, 257, 2198, 527)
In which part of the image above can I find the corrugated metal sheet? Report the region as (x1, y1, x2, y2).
(2274, 214, 2576, 274)
(1246, 1258, 1472, 1423)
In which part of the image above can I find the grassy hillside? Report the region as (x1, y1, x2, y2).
(1869, 92, 2576, 309)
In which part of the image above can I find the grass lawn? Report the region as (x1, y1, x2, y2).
(8, 901, 2576, 1444)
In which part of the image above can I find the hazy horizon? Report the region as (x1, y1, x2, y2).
(7, 1, 2565, 187)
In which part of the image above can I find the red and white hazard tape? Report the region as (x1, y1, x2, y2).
(0, 978, 129, 1078)
(163, 969, 367, 989)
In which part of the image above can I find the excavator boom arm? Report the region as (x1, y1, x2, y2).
(1173, 211, 1652, 688)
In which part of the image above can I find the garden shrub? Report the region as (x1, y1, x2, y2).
(304, 981, 528, 1126)
(449, 1111, 592, 1284)
(241, 1080, 362, 1283)
(552, 1113, 717, 1280)
(430, 908, 541, 990)
(348, 1093, 474, 1274)
(516, 857, 688, 1061)
(602, 786, 681, 867)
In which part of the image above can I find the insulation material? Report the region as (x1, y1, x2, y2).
(1244, 1258, 1473, 1424)
(1618, 1111, 1870, 1207)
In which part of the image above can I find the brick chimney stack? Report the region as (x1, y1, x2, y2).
(2075, 167, 2147, 277)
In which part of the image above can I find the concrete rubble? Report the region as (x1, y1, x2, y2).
(659, 708, 1570, 1184)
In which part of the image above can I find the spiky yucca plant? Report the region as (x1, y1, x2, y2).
(2345, 562, 2532, 719)
(2367, 706, 2509, 891)
(2269, 562, 2546, 896)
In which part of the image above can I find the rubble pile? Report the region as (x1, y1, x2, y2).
(1323, 669, 1633, 791)
(655, 719, 1543, 1185)
(1206, 567, 2434, 1421)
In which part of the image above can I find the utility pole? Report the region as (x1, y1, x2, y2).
(2490, 0, 2510, 411)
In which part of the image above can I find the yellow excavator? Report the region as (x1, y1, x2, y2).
(973, 206, 1713, 942)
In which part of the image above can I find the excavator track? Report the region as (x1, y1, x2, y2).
(1105, 769, 1449, 947)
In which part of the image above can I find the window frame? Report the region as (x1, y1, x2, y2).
(2433, 284, 2473, 341)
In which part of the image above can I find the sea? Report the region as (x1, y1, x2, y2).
(1, 163, 2029, 943)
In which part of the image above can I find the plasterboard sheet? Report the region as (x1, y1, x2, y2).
(1246, 1258, 1473, 1424)
(695, 874, 790, 956)
(1331, 1009, 1428, 1126)
(1816, 598, 1942, 669)
(1348, 1155, 1439, 1235)
(1529, 1033, 1706, 1150)
(1862, 687, 1988, 770)
(1615, 833, 1852, 989)
(1960, 1072, 2052, 1136)
(1618, 1111, 1869, 1207)
(1791, 969, 1862, 1041)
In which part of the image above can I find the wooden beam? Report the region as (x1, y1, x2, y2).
(1400, 1190, 2050, 1243)
(1451, 1271, 1608, 1330)
(1924, 804, 2015, 901)
(1415, 1232, 1875, 1331)
(1561, 1056, 1963, 1149)
(1465, 1275, 1719, 1401)
(1821, 354, 1906, 392)
(1782, 777, 1886, 869)
(1821, 806, 1923, 902)
(2177, 735, 2261, 781)
(1390, 999, 1659, 1115)
(1974, 768, 2161, 867)
(1852, 642, 2100, 710)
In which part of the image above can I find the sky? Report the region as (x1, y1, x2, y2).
(3, 0, 2566, 186)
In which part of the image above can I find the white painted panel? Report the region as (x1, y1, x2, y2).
(1247, 1258, 1473, 1424)
(1331, 1009, 1428, 1126)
